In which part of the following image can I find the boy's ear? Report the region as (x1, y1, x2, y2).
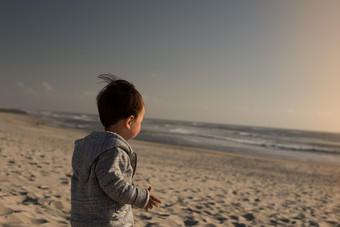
(124, 115, 135, 129)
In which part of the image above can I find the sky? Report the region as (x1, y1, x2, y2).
(1, 0, 340, 133)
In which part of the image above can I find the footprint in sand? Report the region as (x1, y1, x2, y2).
(217, 217, 227, 224)
(233, 223, 246, 227)
(22, 196, 40, 206)
(184, 217, 199, 226)
(230, 215, 239, 221)
(145, 222, 160, 227)
(60, 178, 69, 185)
(140, 214, 152, 220)
(243, 213, 255, 221)
(37, 185, 49, 190)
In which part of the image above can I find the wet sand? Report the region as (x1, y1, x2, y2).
(0, 112, 339, 226)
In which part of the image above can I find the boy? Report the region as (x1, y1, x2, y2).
(71, 74, 161, 226)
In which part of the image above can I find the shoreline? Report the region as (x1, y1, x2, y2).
(9, 108, 340, 165)
(132, 139, 340, 168)
(5, 108, 340, 166)
(1, 112, 340, 226)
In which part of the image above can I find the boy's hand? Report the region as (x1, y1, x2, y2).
(144, 186, 162, 212)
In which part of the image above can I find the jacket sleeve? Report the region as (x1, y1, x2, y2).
(95, 148, 149, 209)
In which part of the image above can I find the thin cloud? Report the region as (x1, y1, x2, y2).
(16, 82, 38, 95)
(42, 82, 54, 93)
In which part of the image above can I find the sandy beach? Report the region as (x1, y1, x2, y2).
(0, 112, 340, 227)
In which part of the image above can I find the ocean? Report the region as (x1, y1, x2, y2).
(27, 109, 340, 165)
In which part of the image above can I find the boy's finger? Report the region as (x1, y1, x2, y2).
(151, 200, 160, 205)
(145, 205, 151, 212)
(150, 199, 158, 207)
(148, 186, 152, 192)
(150, 195, 162, 203)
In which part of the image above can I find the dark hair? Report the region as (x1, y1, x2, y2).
(96, 74, 144, 129)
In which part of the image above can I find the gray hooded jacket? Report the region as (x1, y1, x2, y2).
(70, 131, 149, 227)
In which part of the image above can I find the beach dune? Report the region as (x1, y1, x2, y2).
(0, 112, 339, 226)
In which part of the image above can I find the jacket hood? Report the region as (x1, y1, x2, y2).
(72, 131, 133, 182)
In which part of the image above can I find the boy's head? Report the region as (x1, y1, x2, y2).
(96, 74, 144, 131)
